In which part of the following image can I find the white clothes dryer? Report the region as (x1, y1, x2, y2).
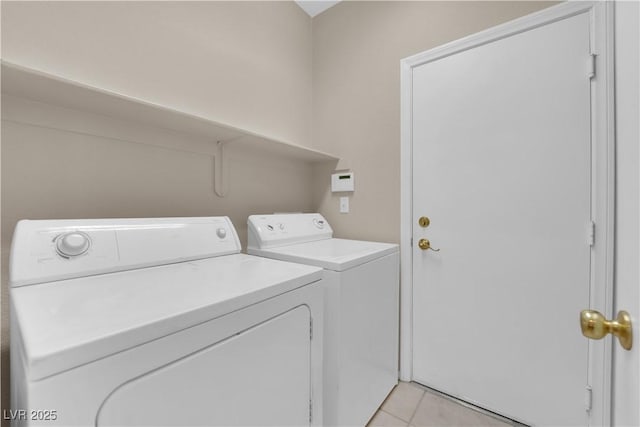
(247, 213, 399, 427)
(9, 217, 324, 426)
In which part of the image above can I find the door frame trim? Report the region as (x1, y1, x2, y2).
(399, 2, 615, 424)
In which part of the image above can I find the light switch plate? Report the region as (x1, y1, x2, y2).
(340, 197, 349, 213)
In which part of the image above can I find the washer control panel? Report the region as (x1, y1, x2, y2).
(247, 213, 333, 249)
(10, 217, 241, 287)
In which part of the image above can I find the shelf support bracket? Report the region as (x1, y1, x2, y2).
(214, 141, 229, 197)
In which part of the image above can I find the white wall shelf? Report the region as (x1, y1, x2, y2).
(0, 61, 339, 197)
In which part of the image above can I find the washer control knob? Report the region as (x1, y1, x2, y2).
(279, 223, 285, 230)
(267, 224, 274, 231)
(313, 219, 325, 229)
(56, 231, 90, 257)
(216, 228, 227, 239)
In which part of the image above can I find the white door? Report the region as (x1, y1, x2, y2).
(411, 10, 593, 426)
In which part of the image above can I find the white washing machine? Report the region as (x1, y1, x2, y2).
(247, 213, 399, 427)
(9, 217, 324, 426)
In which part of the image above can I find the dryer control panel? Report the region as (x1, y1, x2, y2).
(247, 213, 333, 249)
(10, 217, 241, 287)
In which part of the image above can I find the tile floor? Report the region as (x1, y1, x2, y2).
(367, 382, 522, 427)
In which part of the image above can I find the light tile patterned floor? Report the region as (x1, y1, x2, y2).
(367, 382, 520, 427)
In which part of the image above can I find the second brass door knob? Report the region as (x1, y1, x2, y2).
(580, 309, 632, 350)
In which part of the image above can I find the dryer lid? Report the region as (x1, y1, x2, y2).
(11, 254, 322, 380)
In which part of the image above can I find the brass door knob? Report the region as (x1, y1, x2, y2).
(418, 238, 440, 252)
(580, 309, 633, 350)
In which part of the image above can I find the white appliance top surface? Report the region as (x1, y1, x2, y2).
(249, 238, 398, 271)
(11, 254, 322, 380)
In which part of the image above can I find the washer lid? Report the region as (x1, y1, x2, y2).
(11, 254, 322, 380)
(248, 238, 398, 271)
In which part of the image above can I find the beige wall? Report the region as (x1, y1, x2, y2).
(0, 0, 314, 416)
(0, 1, 313, 146)
(311, 1, 555, 243)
